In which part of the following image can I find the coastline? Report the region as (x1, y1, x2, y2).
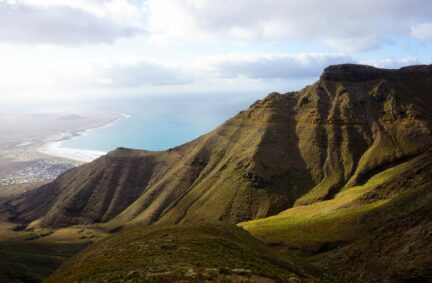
(37, 112, 130, 163)
(38, 142, 107, 163)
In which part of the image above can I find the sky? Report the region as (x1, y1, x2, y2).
(0, 0, 432, 111)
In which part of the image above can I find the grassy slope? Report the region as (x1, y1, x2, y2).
(44, 222, 312, 283)
(240, 151, 432, 281)
(240, 162, 403, 247)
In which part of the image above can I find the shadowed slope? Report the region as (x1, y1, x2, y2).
(8, 64, 432, 229)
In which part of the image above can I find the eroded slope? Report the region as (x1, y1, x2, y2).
(8, 64, 432, 229)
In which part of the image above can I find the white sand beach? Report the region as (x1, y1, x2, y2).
(38, 142, 106, 163)
(36, 112, 130, 162)
(0, 112, 126, 186)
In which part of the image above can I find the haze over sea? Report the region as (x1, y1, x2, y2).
(60, 92, 265, 152)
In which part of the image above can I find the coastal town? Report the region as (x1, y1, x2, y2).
(0, 112, 122, 189)
(0, 159, 77, 186)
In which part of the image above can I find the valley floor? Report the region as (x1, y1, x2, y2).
(0, 182, 108, 282)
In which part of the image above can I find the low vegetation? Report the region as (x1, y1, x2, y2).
(44, 222, 310, 282)
(240, 159, 407, 247)
(241, 152, 432, 281)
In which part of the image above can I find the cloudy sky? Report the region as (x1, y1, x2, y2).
(1, 0, 432, 109)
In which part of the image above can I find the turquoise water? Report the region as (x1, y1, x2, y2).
(61, 93, 261, 152)
(62, 112, 216, 151)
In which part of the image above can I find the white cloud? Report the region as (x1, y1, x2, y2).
(2, 0, 431, 50)
(95, 60, 192, 86)
(0, 0, 144, 45)
(411, 23, 432, 40)
(2, 52, 425, 100)
(198, 53, 353, 79)
(1, 47, 428, 105)
(0, 52, 353, 100)
(359, 57, 422, 69)
(93, 53, 353, 88)
(146, 0, 432, 51)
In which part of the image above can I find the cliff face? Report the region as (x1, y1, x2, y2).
(9, 64, 432, 228)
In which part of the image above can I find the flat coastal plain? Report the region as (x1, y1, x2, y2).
(0, 112, 122, 189)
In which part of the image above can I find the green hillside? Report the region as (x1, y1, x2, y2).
(43, 223, 312, 283)
(241, 151, 432, 282)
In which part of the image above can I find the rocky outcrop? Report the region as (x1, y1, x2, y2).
(321, 63, 432, 81)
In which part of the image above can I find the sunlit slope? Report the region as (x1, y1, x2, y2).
(43, 222, 311, 283)
(241, 151, 432, 282)
(9, 64, 432, 229)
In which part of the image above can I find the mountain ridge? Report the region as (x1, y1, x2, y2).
(7, 63, 432, 229)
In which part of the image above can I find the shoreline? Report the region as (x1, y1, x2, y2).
(37, 112, 130, 163)
(38, 142, 107, 163)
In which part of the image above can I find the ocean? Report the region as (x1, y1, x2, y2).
(60, 92, 262, 152)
